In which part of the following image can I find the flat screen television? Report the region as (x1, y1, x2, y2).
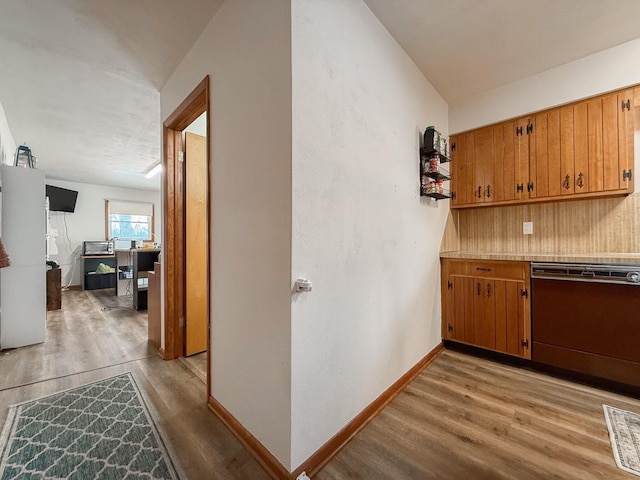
(46, 185, 78, 213)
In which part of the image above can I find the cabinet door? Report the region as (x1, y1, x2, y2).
(502, 121, 517, 201)
(492, 124, 505, 202)
(574, 102, 589, 193)
(617, 88, 634, 193)
(444, 274, 473, 343)
(450, 135, 466, 206)
(494, 279, 529, 358)
(560, 105, 575, 195)
(451, 133, 475, 206)
(587, 97, 605, 192)
(547, 109, 562, 197)
(478, 278, 496, 350)
(514, 117, 530, 200)
(473, 126, 494, 204)
(533, 109, 562, 198)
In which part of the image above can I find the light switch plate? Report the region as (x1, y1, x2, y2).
(523, 221, 533, 235)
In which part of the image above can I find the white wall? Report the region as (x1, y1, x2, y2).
(161, 0, 293, 468)
(46, 179, 160, 287)
(450, 37, 640, 133)
(290, 0, 449, 468)
(0, 101, 16, 167)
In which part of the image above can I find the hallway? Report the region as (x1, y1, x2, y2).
(0, 289, 269, 480)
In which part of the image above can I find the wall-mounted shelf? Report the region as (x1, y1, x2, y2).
(420, 127, 452, 200)
(421, 187, 454, 201)
(424, 165, 451, 182)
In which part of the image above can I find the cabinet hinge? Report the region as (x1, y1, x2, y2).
(451, 142, 456, 152)
(451, 191, 457, 200)
(521, 339, 529, 348)
(527, 182, 534, 192)
(447, 281, 453, 290)
(516, 126, 523, 136)
(526, 123, 533, 134)
(178, 151, 185, 163)
(622, 100, 631, 111)
(521, 289, 528, 298)
(179, 316, 185, 327)
(623, 169, 633, 181)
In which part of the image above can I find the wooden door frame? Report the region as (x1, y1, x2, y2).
(162, 76, 211, 392)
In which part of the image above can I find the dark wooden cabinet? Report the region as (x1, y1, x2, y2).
(441, 259, 531, 359)
(46, 267, 61, 311)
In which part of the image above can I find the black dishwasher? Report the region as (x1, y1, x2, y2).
(531, 262, 640, 387)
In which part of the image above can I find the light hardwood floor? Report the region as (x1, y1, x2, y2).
(2, 289, 639, 479)
(0, 289, 269, 480)
(317, 350, 640, 480)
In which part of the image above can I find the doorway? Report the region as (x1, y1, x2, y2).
(162, 76, 211, 395)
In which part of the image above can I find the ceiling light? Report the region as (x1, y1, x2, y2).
(144, 162, 162, 179)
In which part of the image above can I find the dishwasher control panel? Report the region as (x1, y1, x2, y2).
(531, 262, 640, 285)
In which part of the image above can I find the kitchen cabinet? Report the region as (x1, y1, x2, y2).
(441, 259, 531, 359)
(472, 126, 494, 204)
(450, 133, 472, 206)
(450, 85, 636, 208)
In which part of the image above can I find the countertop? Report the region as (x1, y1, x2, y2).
(440, 251, 640, 265)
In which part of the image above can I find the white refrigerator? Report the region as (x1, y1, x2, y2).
(0, 165, 46, 349)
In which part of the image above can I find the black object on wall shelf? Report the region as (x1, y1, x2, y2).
(420, 126, 452, 200)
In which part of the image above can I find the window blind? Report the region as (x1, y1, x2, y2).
(107, 200, 153, 216)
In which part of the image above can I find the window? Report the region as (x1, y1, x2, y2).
(106, 200, 154, 241)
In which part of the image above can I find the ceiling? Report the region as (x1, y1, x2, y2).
(1, 1, 639, 191)
(0, 0, 223, 191)
(363, 0, 640, 105)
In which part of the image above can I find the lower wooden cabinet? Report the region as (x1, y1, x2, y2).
(441, 258, 531, 359)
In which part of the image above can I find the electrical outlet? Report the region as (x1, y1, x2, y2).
(523, 222, 533, 235)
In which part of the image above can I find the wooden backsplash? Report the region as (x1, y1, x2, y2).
(441, 192, 640, 254)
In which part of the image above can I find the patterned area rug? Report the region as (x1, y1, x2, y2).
(603, 404, 640, 477)
(0, 373, 182, 479)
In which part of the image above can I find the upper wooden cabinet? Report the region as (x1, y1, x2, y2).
(451, 86, 636, 208)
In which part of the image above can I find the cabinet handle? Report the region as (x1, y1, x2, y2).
(577, 172, 584, 189)
(527, 182, 534, 192)
(485, 185, 491, 198)
(516, 184, 524, 193)
(563, 174, 570, 190)
(476, 267, 492, 272)
(476, 282, 481, 296)
(486, 283, 491, 297)
(476, 186, 482, 198)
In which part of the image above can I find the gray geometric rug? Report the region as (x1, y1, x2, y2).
(603, 404, 640, 477)
(0, 373, 183, 479)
